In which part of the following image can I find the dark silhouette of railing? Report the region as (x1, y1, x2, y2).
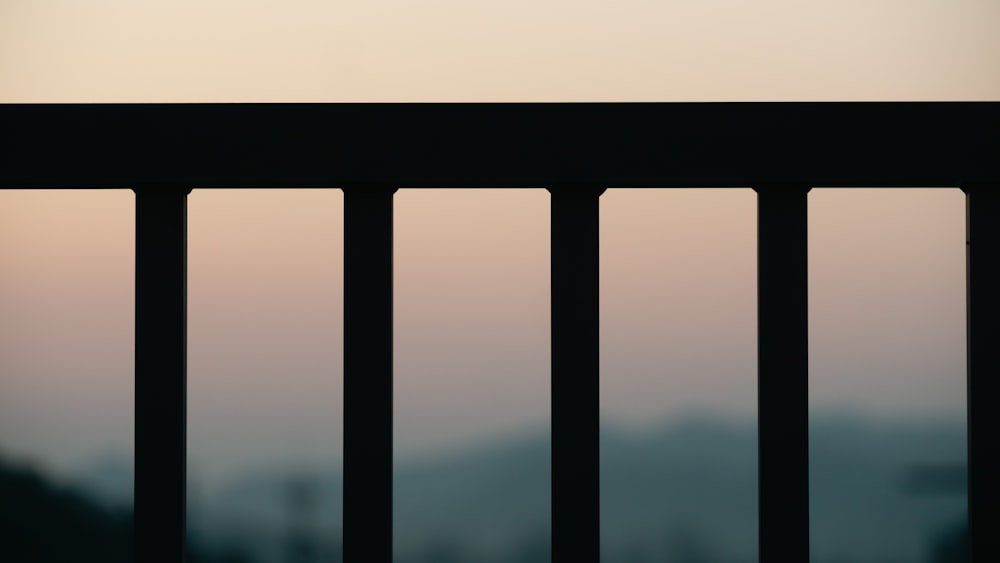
(1, 102, 998, 563)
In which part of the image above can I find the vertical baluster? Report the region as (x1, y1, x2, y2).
(550, 187, 603, 563)
(134, 187, 190, 563)
(342, 187, 396, 563)
(754, 186, 810, 563)
(963, 185, 1000, 562)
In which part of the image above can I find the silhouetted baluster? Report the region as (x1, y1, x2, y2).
(342, 187, 395, 563)
(754, 186, 810, 563)
(134, 187, 190, 563)
(963, 185, 999, 563)
(550, 187, 603, 563)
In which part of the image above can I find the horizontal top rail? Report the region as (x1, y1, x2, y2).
(1, 102, 998, 189)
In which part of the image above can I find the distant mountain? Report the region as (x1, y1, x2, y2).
(0, 458, 248, 563)
(808, 416, 967, 563)
(67, 415, 968, 563)
(0, 458, 133, 562)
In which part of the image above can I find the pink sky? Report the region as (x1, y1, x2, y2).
(0, 0, 995, 483)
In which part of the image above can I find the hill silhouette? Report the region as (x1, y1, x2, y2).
(0, 458, 247, 563)
(165, 415, 966, 563)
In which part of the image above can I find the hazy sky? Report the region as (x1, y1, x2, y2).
(1, 0, 997, 485)
(3, 0, 1000, 102)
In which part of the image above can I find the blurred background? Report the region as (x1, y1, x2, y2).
(0, 188, 969, 563)
(3, 0, 997, 561)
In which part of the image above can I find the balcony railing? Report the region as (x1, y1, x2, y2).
(1, 102, 998, 563)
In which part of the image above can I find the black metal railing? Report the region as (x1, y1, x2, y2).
(1, 102, 997, 563)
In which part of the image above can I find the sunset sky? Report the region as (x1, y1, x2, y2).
(1, 0, 998, 488)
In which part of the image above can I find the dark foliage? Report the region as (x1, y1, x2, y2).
(0, 459, 246, 563)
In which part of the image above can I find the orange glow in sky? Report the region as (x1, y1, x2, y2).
(0, 0, 994, 482)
